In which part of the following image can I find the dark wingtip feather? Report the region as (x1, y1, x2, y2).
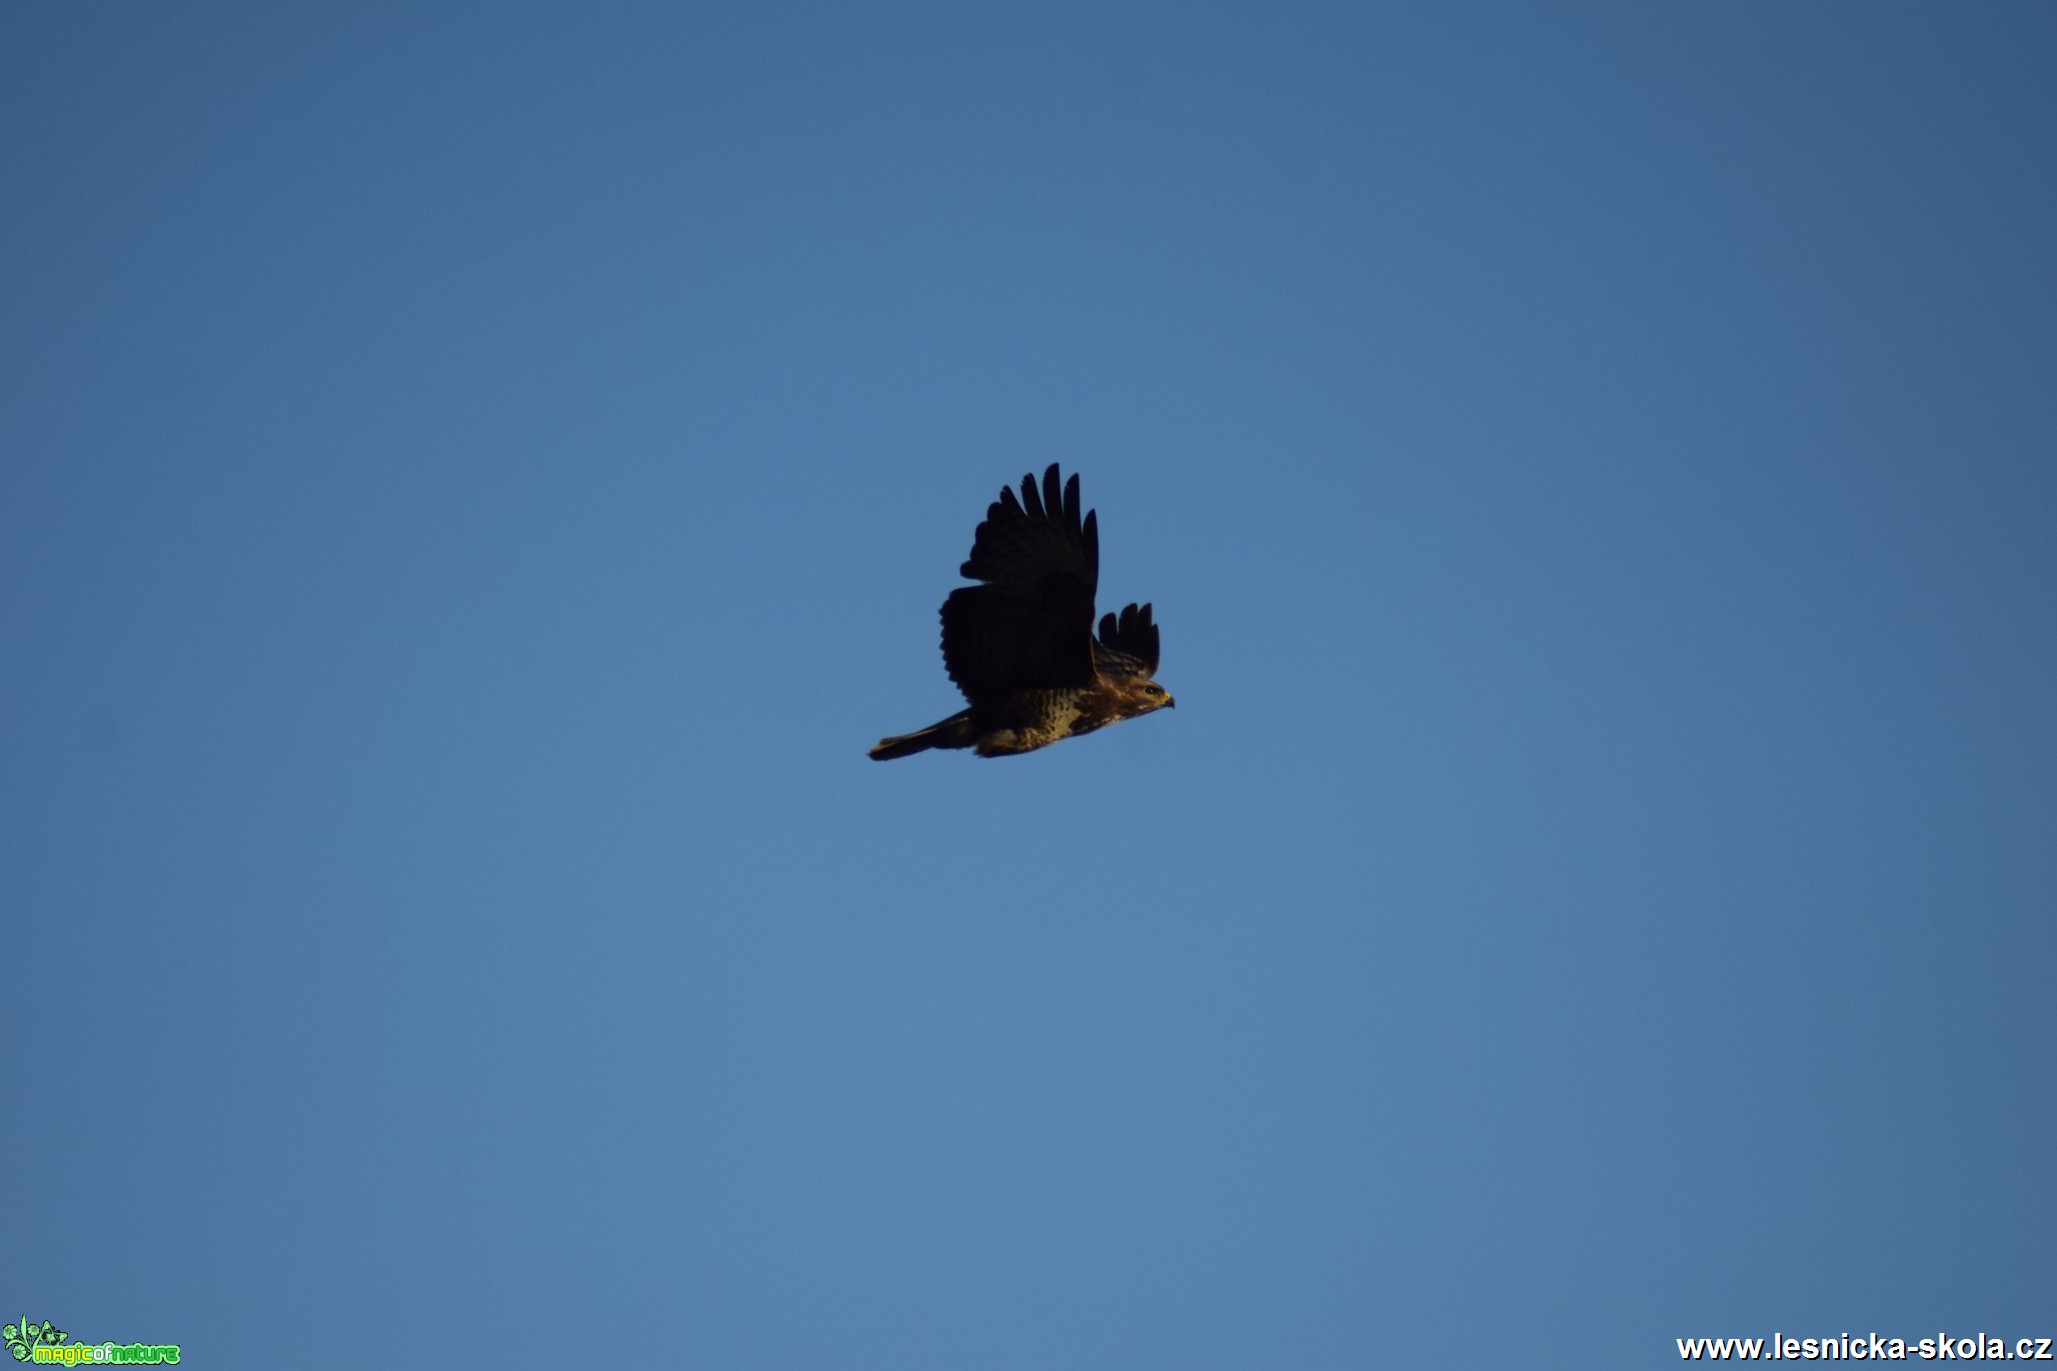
(1019, 471, 1044, 519)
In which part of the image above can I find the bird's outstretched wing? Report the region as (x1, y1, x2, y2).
(1093, 602, 1159, 678)
(941, 464, 1099, 704)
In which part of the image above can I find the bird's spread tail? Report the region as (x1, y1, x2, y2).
(869, 710, 975, 760)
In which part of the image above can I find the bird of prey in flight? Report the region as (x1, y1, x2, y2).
(870, 464, 1175, 759)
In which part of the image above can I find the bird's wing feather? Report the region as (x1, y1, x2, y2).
(942, 464, 1099, 702)
(1094, 602, 1159, 677)
(957, 464, 1098, 594)
(943, 578, 1096, 702)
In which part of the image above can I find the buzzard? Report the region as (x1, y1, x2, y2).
(871, 464, 1175, 759)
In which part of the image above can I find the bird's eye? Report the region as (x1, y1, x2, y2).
(1146, 685, 1162, 696)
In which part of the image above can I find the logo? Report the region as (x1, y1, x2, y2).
(2, 1321, 63, 1364)
(3, 1317, 179, 1366)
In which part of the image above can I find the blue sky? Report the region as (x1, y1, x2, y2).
(5, 3, 2053, 1366)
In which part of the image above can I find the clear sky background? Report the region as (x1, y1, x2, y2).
(5, 4, 2053, 1367)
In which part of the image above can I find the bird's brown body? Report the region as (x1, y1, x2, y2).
(871, 465, 1174, 760)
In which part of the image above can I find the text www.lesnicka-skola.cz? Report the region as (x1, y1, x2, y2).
(1678, 1333, 2053, 1361)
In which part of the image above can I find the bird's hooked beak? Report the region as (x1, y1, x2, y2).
(1164, 694, 1177, 709)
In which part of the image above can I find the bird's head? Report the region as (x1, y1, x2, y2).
(1123, 678, 1176, 717)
